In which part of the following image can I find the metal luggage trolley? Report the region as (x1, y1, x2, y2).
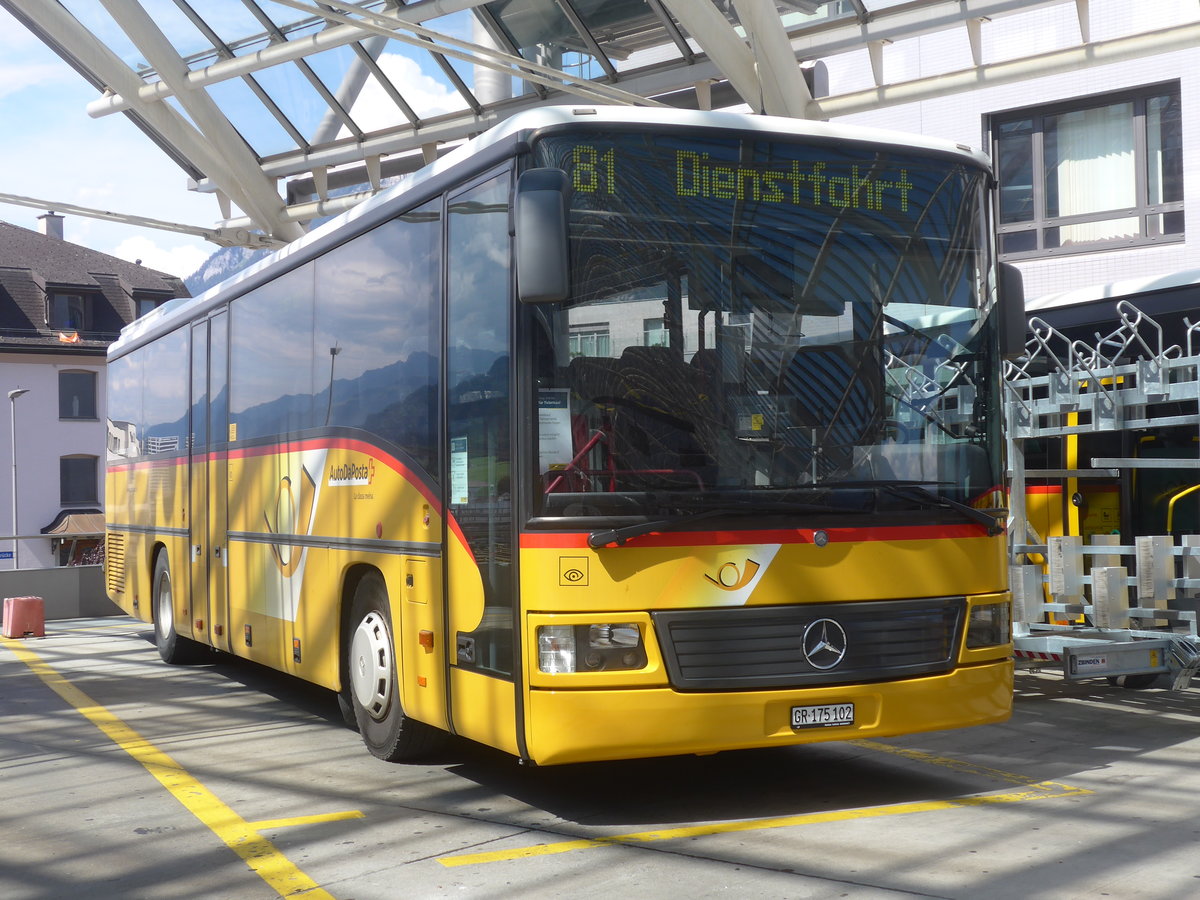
(1006, 301, 1200, 690)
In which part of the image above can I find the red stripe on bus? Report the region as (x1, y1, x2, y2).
(520, 523, 993, 549)
(225, 437, 444, 510)
(107, 438, 471, 553)
(106, 457, 187, 474)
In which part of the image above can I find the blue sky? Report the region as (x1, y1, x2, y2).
(0, 6, 215, 279)
(0, 4, 473, 282)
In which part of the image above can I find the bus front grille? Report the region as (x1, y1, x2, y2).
(105, 532, 126, 594)
(651, 597, 965, 691)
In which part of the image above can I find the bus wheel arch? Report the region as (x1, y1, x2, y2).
(342, 567, 443, 761)
(151, 546, 205, 665)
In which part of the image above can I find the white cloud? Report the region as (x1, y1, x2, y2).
(0, 60, 70, 101)
(343, 52, 465, 135)
(0, 113, 220, 279)
(0, 11, 490, 286)
(112, 235, 211, 281)
(0, 9, 79, 99)
(0, 22, 220, 278)
(0, 7, 228, 278)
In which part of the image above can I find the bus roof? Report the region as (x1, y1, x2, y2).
(111, 105, 992, 358)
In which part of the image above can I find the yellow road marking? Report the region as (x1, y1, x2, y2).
(249, 811, 365, 831)
(848, 739, 1050, 787)
(440, 754, 1092, 868)
(2, 638, 336, 899)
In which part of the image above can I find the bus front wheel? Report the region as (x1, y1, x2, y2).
(152, 553, 205, 665)
(346, 572, 443, 761)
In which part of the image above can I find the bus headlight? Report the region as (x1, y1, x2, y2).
(538, 625, 576, 673)
(966, 601, 1011, 648)
(537, 623, 646, 673)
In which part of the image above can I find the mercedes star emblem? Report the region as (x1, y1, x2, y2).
(802, 618, 848, 670)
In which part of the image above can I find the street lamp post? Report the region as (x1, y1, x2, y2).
(8, 388, 28, 569)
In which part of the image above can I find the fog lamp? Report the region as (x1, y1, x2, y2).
(588, 623, 639, 648)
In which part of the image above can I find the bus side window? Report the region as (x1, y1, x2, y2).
(314, 201, 441, 475)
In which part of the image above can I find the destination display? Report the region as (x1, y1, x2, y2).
(569, 142, 915, 212)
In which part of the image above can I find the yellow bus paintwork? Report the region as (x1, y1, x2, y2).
(108, 441, 1011, 765)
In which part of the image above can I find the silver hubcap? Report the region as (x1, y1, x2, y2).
(350, 612, 392, 720)
(157, 569, 173, 633)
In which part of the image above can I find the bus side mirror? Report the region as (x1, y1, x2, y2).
(515, 168, 570, 303)
(998, 262, 1026, 360)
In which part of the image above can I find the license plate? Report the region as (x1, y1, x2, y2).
(791, 702, 854, 729)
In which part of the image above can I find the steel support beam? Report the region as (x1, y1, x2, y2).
(733, 0, 812, 117)
(14, 0, 1195, 248)
(813, 20, 1200, 120)
(97, 0, 304, 241)
(269, 0, 662, 108)
(657, 0, 763, 113)
(185, 12, 1199, 200)
(312, 35, 389, 145)
(0, 191, 284, 249)
(787, 0, 1074, 57)
(89, 0, 658, 120)
(200, 0, 1096, 186)
(5, 0, 298, 240)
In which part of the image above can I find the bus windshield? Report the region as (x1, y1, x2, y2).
(529, 129, 999, 523)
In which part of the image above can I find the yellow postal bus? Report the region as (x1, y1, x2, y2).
(106, 107, 1020, 765)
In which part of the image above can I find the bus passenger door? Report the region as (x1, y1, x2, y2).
(443, 169, 520, 756)
(189, 313, 230, 651)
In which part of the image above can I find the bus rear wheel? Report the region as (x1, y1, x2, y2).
(346, 572, 443, 761)
(152, 553, 205, 665)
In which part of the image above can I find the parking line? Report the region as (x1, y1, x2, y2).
(249, 811, 365, 831)
(2, 637, 337, 899)
(848, 738, 1056, 786)
(439, 757, 1092, 868)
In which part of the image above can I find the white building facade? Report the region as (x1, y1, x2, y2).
(2, 353, 107, 568)
(0, 217, 187, 570)
(818, 0, 1198, 303)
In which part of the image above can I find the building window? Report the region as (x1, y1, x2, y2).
(135, 296, 170, 318)
(569, 325, 611, 358)
(59, 370, 97, 420)
(643, 317, 668, 347)
(60, 455, 98, 505)
(49, 292, 92, 331)
(991, 83, 1183, 258)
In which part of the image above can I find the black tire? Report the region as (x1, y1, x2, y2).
(1106, 673, 1161, 690)
(336, 688, 358, 731)
(345, 572, 444, 761)
(152, 552, 206, 665)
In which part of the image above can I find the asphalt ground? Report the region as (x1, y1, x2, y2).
(1, 617, 1197, 900)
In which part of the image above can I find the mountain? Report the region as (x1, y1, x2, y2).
(184, 245, 270, 296)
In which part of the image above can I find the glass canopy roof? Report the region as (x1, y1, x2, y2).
(0, 0, 1154, 246)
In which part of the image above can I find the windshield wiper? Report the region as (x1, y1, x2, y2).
(586, 494, 873, 548)
(588, 508, 728, 548)
(879, 483, 1002, 536)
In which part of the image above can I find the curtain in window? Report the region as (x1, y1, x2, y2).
(1046, 103, 1137, 245)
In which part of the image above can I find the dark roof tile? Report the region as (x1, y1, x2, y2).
(0, 219, 190, 351)
(0, 220, 186, 292)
